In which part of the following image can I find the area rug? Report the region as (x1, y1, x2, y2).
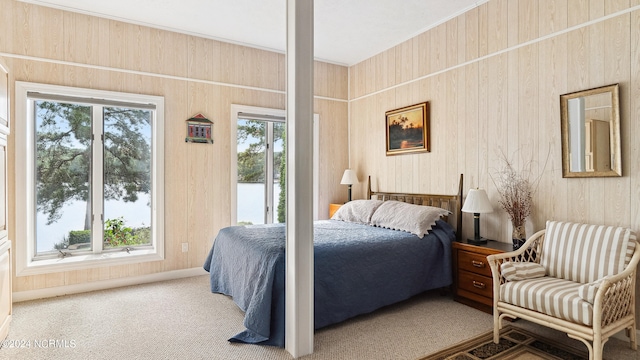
(421, 325, 590, 360)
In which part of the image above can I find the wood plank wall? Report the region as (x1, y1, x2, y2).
(349, 0, 640, 326)
(0, 0, 349, 293)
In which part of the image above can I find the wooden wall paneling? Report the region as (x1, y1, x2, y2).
(465, 7, 479, 62)
(108, 21, 126, 70)
(477, 58, 490, 234)
(385, 91, 398, 193)
(630, 8, 640, 324)
(431, 75, 446, 194)
(537, 34, 568, 225)
(462, 62, 479, 241)
(412, 32, 429, 79)
(518, 0, 539, 44)
(314, 61, 329, 97)
(604, 15, 631, 226)
(395, 39, 413, 85)
(517, 43, 540, 233)
(416, 78, 432, 193)
(371, 53, 384, 95)
(446, 18, 458, 69)
(486, 53, 509, 241)
(477, 3, 488, 58)
(186, 82, 214, 269)
(586, 21, 606, 225)
(430, 23, 447, 73)
(149, 29, 189, 78)
(455, 66, 466, 193)
(187, 35, 215, 82)
(365, 54, 377, 96)
(456, 13, 466, 65)
(127, 23, 151, 73)
(394, 85, 411, 193)
(589, 0, 605, 20)
(21, 4, 64, 60)
(348, 61, 357, 100)
(63, 12, 98, 65)
(255, 49, 280, 90)
(538, 0, 568, 37)
(355, 60, 367, 99)
(349, 99, 363, 199)
(507, 0, 520, 47)
(605, 0, 630, 15)
(0, 0, 14, 54)
(502, 50, 520, 237)
(568, 0, 590, 27)
(488, 0, 509, 54)
(564, 25, 590, 224)
(162, 78, 189, 272)
(446, 68, 460, 191)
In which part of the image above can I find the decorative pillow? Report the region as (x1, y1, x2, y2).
(369, 200, 450, 238)
(500, 262, 546, 282)
(577, 277, 610, 304)
(331, 199, 384, 224)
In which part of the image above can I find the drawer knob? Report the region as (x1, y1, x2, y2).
(471, 260, 485, 268)
(472, 280, 486, 289)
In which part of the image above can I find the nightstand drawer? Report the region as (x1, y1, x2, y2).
(457, 250, 492, 277)
(457, 270, 492, 298)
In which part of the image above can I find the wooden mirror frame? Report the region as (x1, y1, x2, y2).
(560, 83, 621, 178)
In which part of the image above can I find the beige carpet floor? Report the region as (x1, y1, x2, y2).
(1, 275, 637, 359)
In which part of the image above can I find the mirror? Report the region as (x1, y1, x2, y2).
(560, 84, 621, 177)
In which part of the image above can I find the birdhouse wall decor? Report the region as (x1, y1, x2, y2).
(185, 113, 213, 144)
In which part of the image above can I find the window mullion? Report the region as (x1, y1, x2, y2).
(265, 123, 274, 224)
(92, 106, 104, 253)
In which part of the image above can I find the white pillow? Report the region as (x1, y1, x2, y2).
(500, 262, 546, 282)
(577, 277, 610, 304)
(331, 199, 384, 224)
(369, 200, 450, 238)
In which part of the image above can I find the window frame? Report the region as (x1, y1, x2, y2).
(230, 104, 319, 225)
(15, 82, 165, 276)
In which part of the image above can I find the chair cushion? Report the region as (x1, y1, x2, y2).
(500, 277, 593, 326)
(500, 262, 546, 281)
(540, 221, 636, 284)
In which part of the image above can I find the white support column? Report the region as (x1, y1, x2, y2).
(285, 0, 314, 358)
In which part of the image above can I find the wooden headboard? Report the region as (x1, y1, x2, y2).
(367, 174, 463, 241)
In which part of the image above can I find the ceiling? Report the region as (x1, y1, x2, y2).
(23, 0, 485, 66)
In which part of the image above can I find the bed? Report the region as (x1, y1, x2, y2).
(203, 174, 463, 347)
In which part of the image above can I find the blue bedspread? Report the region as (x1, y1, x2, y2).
(203, 219, 455, 347)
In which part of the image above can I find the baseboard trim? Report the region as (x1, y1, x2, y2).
(13, 267, 208, 302)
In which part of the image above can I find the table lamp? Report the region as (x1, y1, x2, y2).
(340, 169, 359, 202)
(461, 188, 493, 244)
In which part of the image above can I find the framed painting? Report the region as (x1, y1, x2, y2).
(385, 102, 429, 155)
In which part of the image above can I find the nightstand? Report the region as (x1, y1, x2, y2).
(328, 203, 342, 218)
(452, 240, 513, 314)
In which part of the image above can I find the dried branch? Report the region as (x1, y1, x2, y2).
(490, 147, 549, 227)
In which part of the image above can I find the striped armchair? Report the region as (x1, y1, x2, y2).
(487, 221, 639, 360)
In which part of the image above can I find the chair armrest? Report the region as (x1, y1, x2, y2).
(593, 243, 640, 328)
(487, 229, 545, 280)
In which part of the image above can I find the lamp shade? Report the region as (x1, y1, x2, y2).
(461, 188, 493, 214)
(340, 169, 359, 185)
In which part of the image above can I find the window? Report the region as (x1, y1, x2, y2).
(15, 82, 165, 275)
(236, 116, 285, 225)
(230, 105, 319, 225)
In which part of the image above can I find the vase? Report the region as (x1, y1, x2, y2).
(512, 224, 526, 250)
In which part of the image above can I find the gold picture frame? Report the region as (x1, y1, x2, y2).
(385, 102, 429, 156)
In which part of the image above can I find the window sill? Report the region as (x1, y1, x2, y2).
(16, 248, 164, 277)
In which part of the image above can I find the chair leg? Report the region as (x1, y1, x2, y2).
(628, 324, 637, 350)
(493, 310, 500, 343)
(593, 336, 603, 360)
